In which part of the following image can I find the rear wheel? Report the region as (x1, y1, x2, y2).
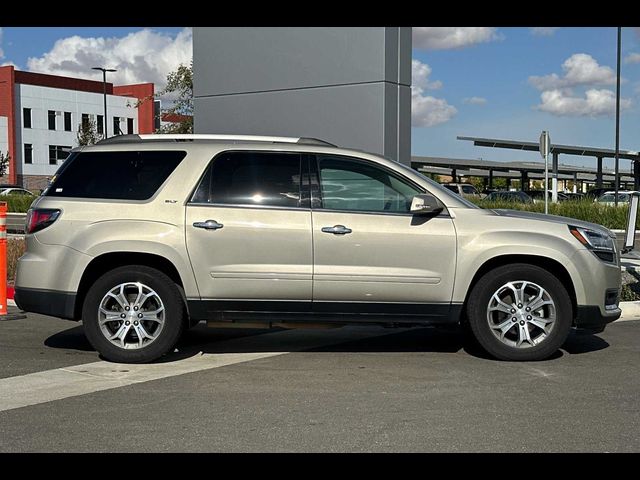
(466, 263, 573, 361)
(82, 265, 185, 363)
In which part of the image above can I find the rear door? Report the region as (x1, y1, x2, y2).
(185, 151, 313, 311)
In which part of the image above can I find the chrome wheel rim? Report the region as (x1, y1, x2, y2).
(487, 281, 556, 349)
(98, 282, 165, 350)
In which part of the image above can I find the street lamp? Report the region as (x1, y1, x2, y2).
(92, 67, 117, 139)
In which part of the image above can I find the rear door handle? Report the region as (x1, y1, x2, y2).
(193, 219, 224, 230)
(321, 225, 352, 235)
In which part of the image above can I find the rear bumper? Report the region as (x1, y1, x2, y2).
(574, 305, 621, 331)
(14, 287, 77, 320)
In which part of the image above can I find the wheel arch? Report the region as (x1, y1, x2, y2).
(461, 255, 577, 323)
(74, 252, 187, 321)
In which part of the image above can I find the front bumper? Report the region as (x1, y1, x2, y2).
(574, 304, 621, 332)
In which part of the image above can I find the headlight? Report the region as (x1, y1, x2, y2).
(569, 225, 615, 262)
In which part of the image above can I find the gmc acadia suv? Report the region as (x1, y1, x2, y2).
(14, 134, 622, 363)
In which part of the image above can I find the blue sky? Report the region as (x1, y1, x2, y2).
(1, 26, 639, 172)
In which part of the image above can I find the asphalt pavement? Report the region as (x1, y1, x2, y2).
(0, 312, 638, 452)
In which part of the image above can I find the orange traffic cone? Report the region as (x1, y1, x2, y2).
(0, 202, 26, 321)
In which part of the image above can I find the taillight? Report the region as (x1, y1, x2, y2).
(25, 208, 61, 234)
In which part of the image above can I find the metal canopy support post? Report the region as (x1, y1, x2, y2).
(552, 152, 559, 202)
(596, 157, 603, 187)
(488, 169, 493, 188)
(451, 168, 457, 183)
(635, 161, 640, 191)
(521, 171, 528, 191)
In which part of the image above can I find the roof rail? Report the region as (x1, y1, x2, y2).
(95, 134, 336, 147)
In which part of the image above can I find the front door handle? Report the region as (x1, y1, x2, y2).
(321, 225, 352, 235)
(193, 219, 224, 230)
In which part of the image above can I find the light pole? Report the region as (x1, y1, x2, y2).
(614, 27, 621, 206)
(92, 67, 117, 139)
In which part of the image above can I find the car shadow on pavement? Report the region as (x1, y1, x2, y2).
(43, 324, 610, 364)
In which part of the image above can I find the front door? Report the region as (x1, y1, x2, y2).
(310, 154, 456, 314)
(185, 151, 312, 310)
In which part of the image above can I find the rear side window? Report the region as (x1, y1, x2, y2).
(45, 150, 186, 200)
(190, 152, 302, 208)
(461, 185, 477, 194)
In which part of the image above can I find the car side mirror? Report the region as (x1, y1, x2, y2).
(410, 194, 444, 216)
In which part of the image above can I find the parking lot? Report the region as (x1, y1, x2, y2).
(0, 312, 638, 452)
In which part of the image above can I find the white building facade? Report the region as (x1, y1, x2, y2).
(0, 66, 154, 190)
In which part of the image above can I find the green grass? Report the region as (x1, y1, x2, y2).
(1, 195, 37, 213)
(467, 197, 636, 230)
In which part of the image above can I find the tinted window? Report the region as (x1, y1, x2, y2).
(317, 155, 421, 213)
(127, 118, 134, 135)
(24, 144, 33, 164)
(443, 184, 458, 193)
(48, 110, 56, 130)
(45, 150, 186, 200)
(191, 152, 301, 208)
(23, 108, 31, 129)
(97, 115, 104, 135)
(461, 185, 477, 194)
(64, 112, 72, 132)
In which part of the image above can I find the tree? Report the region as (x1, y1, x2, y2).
(154, 61, 193, 134)
(0, 151, 9, 177)
(77, 119, 100, 146)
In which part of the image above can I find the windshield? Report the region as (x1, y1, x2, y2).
(393, 162, 479, 208)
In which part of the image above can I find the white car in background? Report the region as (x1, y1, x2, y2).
(0, 187, 35, 196)
(596, 191, 639, 205)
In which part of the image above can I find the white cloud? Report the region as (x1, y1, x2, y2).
(463, 96, 487, 105)
(530, 27, 559, 36)
(529, 53, 616, 90)
(411, 59, 456, 127)
(412, 27, 502, 50)
(536, 88, 631, 117)
(411, 59, 442, 90)
(625, 53, 640, 64)
(1, 61, 18, 68)
(26, 28, 192, 94)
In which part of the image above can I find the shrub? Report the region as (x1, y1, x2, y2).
(7, 237, 25, 283)
(3, 195, 37, 213)
(467, 197, 637, 230)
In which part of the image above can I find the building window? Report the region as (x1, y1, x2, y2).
(23, 108, 32, 129)
(64, 112, 72, 132)
(81, 113, 90, 130)
(24, 144, 33, 164)
(127, 118, 134, 135)
(113, 117, 122, 136)
(97, 115, 104, 135)
(49, 145, 72, 165)
(48, 110, 56, 130)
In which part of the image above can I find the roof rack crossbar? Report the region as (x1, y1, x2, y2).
(96, 134, 337, 147)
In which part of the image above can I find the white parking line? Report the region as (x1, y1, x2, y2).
(0, 352, 286, 413)
(0, 326, 397, 413)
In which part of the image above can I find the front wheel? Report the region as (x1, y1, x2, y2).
(82, 265, 185, 363)
(466, 263, 573, 361)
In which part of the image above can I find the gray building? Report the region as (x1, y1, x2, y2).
(193, 27, 412, 164)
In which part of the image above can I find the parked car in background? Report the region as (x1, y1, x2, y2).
(524, 190, 569, 203)
(0, 187, 35, 196)
(596, 191, 640, 205)
(442, 183, 483, 198)
(586, 187, 613, 199)
(483, 191, 533, 203)
(564, 192, 585, 200)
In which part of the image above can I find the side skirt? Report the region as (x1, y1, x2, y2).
(187, 300, 463, 327)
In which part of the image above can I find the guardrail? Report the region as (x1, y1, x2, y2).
(6, 213, 26, 234)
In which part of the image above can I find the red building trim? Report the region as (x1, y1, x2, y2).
(14, 70, 114, 95)
(0, 66, 17, 183)
(113, 84, 155, 134)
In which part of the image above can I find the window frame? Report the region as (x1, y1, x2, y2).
(310, 153, 427, 217)
(187, 150, 309, 212)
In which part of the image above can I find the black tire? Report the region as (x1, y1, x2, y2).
(466, 263, 573, 361)
(82, 265, 186, 363)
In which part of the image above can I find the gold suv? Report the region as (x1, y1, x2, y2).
(15, 135, 622, 363)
